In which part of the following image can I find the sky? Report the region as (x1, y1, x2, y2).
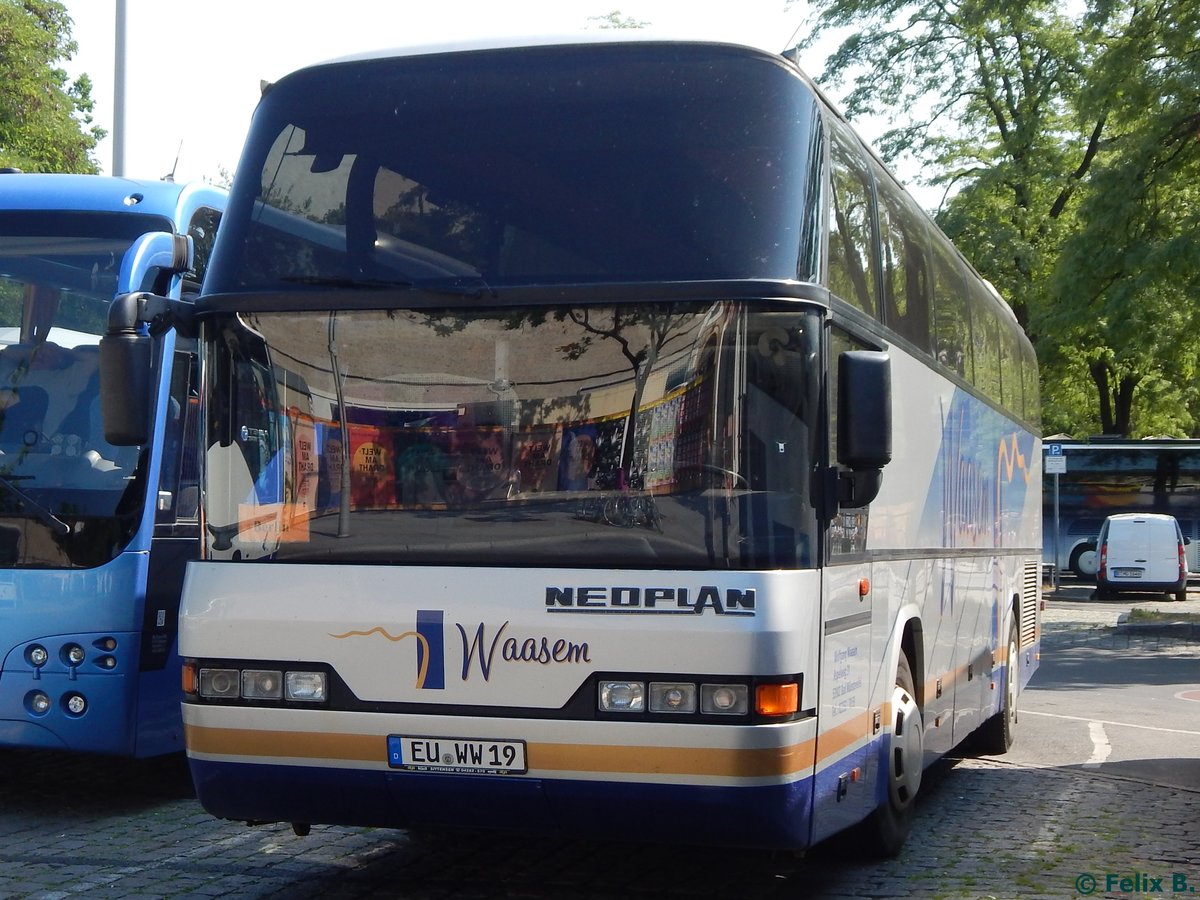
(59, 0, 829, 186)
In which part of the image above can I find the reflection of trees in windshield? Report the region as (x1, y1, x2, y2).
(211, 302, 822, 569)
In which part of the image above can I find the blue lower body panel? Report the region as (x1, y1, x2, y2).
(189, 759, 817, 849)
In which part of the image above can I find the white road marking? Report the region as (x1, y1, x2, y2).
(1084, 721, 1111, 767)
(1023, 708, 1200, 736)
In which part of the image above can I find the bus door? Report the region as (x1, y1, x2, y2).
(137, 341, 200, 754)
(811, 327, 878, 843)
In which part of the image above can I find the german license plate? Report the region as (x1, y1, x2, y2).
(1112, 568, 1142, 578)
(387, 735, 527, 775)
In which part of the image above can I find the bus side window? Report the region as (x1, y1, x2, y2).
(877, 179, 932, 352)
(826, 127, 878, 318)
(156, 351, 199, 523)
(932, 245, 973, 380)
(1021, 339, 1040, 426)
(185, 206, 223, 290)
(1000, 324, 1024, 418)
(971, 289, 1003, 404)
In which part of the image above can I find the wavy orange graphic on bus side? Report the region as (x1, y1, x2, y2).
(329, 627, 430, 689)
(997, 433, 1034, 485)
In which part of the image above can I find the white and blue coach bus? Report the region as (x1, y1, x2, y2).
(102, 37, 1041, 851)
(0, 174, 223, 755)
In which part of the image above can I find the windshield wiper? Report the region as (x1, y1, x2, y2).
(0, 474, 70, 536)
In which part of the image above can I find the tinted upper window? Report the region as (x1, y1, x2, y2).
(206, 43, 823, 292)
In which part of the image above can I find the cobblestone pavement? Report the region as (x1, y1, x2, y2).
(1, 743, 1197, 900)
(0, 591, 1196, 899)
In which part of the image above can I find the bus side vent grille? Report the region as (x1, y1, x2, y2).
(1020, 559, 1040, 648)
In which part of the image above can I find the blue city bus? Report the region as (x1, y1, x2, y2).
(0, 174, 224, 756)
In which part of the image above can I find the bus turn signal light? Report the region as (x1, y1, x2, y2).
(756, 683, 799, 716)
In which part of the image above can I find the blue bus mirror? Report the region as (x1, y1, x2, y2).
(117, 231, 193, 294)
(99, 330, 152, 445)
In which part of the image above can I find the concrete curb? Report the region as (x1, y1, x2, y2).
(1042, 621, 1200, 650)
(1114, 618, 1200, 641)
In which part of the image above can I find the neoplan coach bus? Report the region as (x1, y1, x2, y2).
(100, 37, 1041, 851)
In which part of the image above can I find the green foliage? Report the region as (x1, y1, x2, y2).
(587, 10, 648, 29)
(0, 0, 102, 173)
(798, 0, 1199, 436)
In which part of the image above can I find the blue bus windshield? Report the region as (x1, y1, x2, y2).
(0, 211, 168, 567)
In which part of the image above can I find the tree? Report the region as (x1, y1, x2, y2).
(1045, 0, 1200, 436)
(0, 0, 103, 173)
(587, 10, 649, 29)
(796, 0, 1199, 437)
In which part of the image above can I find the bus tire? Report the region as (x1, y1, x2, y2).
(976, 620, 1018, 755)
(865, 651, 923, 857)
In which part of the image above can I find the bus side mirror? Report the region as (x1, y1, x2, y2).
(837, 350, 892, 507)
(99, 231, 195, 446)
(100, 330, 152, 445)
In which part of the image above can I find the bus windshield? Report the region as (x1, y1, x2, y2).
(206, 43, 822, 292)
(0, 211, 170, 568)
(205, 301, 821, 569)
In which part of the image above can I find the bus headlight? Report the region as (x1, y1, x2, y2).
(599, 681, 645, 712)
(242, 670, 283, 700)
(63, 643, 86, 666)
(64, 693, 87, 716)
(701, 683, 749, 715)
(26, 645, 48, 668)
(284, 671, 327, 702)
(199, 668, 241, 699)
(26, 691, 51, 715)
(649, 682, 696, 713)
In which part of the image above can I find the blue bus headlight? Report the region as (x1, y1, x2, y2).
(26, 645, 48, 668)
(284, 671, 327, 702)
(63, 643, 86, 666)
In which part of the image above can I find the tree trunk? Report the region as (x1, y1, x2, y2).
(1089, 358, 1140, 437)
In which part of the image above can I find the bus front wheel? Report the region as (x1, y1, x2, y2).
(865, 651, 923, 857)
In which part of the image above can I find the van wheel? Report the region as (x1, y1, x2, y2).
(1175, 589, 1188, 602)
(864, 652, 922, 857)
(1069, 544, 1098, 580)
(976, 621, 1018, 754)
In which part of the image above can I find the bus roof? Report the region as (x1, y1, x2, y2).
(300, 32, 793, 79)
(0, 173, 225, 222)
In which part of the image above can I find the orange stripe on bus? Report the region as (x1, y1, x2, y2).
(527, 739, 817, 778)
(185, 724, 384, 762)
(184, 724, 869, 779)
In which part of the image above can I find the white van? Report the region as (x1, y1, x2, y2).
(1096, 513, 1190, 601)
